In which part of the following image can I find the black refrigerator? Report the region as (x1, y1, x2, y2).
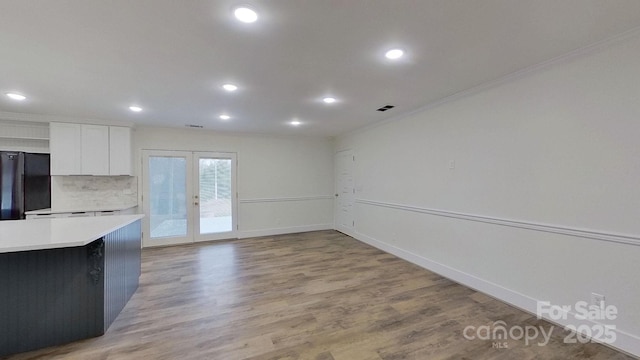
(0, 152, 51, 220)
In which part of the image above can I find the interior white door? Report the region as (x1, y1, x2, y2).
(334, 150, 355, 232)
(193, 152, 237, 242)
(142, 150, 237, 247)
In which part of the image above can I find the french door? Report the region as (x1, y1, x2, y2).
(142, 150, 237, 247)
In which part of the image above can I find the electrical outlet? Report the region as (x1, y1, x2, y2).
(449, 160, 456, 170)
(591, 292, 605, 309)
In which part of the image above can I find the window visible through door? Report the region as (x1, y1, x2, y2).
(197, 157, 233, 235)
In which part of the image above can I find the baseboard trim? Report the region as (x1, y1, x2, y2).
(350, 230, 640, 358)
(238, 223, 332, 239)
(334, 225, 357, 238)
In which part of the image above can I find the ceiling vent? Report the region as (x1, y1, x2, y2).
(185, 124, 204, 129)
(376, 105, 395, 112)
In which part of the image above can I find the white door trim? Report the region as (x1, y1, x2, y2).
(141, 150, 238, 247)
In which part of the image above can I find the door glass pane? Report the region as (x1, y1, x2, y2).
(149, 156, 187, 238)
(199, 158, 232, 234)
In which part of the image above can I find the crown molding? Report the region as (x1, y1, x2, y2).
(0, 111, 134, 127)
(340, 25, 640, 139)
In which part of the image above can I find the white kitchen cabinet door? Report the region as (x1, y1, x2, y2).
(109, 126, 132, 175)
(49, 122, 82, 175)
(81, 124, 109, 175)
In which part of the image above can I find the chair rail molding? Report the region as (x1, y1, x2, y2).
(356, 199, 640, 247)
(240, 195, 333, 204)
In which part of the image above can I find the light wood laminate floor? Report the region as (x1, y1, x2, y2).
(4, 230, 633, 359)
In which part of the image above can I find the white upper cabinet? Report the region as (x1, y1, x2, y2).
(81, 124, 110, 175)
(50, 122, 82, 175)
(109, 126, 132, 176)
(50, 122, 132, 176)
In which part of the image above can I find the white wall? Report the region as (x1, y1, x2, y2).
(336, 33, 640, 356)
(134, 126, 334, 237)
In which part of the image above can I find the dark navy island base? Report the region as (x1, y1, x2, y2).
(0, 220, 141, 357)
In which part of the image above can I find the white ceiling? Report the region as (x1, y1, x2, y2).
(2, 1, 640, 137)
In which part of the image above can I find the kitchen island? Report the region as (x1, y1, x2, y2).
(0, 215, 144, 357)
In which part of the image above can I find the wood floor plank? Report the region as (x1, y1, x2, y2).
(2, 230, 634, 360)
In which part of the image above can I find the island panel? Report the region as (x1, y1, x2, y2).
(0, 219, 141, 357)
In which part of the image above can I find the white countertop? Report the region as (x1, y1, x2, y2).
(0, 215, 144, 253)
(25, 205, 137, 215)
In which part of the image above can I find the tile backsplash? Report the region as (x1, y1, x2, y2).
(51, 176, 138, 210)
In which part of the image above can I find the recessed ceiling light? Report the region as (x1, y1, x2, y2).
(6, 93, 26, 101)
(385, 49, 404, 60)
(234, 7, 258, 23)
(219, 114, 231, 120)
(222, 84, 238, 92)
(129, 105, 142, 112)
(322, 97, 337, 104)
(290, 120, 301, 126)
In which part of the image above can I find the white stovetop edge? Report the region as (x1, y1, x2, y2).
(25, 204, 138, 215)
(0, 215, 144, 253)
